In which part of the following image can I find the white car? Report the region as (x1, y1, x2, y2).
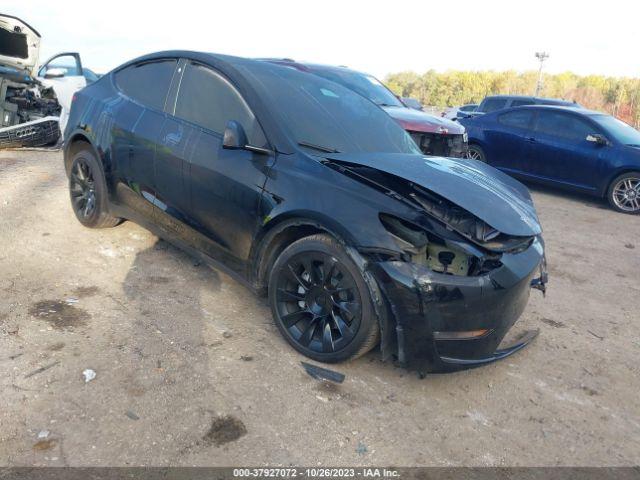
(0, 13, 96, 148)
(442, 103, 479, 121)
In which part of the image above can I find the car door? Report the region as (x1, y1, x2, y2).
(525, 110, 604, 191)
(483, 109, 535, 171)
(37, 53, 87, 132)
(111, 58, 178, 220)
(157, 60, 273, 273)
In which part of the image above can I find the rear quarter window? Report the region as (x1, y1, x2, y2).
(498, 110, 534, 129)
(480, 98, 508, 113)
(115, 59, 177, 111)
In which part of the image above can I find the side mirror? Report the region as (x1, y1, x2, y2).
(222, 120, 247, 149)
(222, 120, 273, 155)
(586, 133, 609, 146)
(44, 67, 66, 79)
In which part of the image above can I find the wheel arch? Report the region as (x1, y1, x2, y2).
(249, 213, 356, 294)
(63, 131, 101, 176)
(602, 167, 640, 198)
(252, 214, 391, 361)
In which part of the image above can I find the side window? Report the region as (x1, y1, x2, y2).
(115, 59, 177, 111)
(498, 110, 534, 129)
(481, 98, 508, 113)
(174, 62, 266, 146)
(460, 104, 477, 112)
(535, 111, 593, 140)
(39, 54, 81, 77)
(511, 99, 534, 107)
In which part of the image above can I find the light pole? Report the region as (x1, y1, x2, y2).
(535, 51, 549, 96)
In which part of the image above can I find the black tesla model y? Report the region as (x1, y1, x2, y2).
(63, 51, 547, 373)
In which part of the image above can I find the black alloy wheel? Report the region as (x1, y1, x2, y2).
(68, 148, 121, 228)
(269, 234, 379, 362)
(70, 158, 97, 220)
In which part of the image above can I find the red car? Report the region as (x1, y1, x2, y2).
(264, 59, 468, 158)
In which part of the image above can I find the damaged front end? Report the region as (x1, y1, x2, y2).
(408, 130, 468, 158)
(323, 153, 547, 373)
(0, 14, 61, 148)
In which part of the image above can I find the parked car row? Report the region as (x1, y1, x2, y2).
(460, 105, 640, 213)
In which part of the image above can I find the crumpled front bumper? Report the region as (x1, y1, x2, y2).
(369, 238, 546, 373)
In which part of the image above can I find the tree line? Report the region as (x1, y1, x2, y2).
(385, 70, 640, 128)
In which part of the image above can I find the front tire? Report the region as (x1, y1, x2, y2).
(69, 149, 121, 228)
(607, 171, 640, 214)
(268, 234, 379, 363)
(467, 144, 487, 162)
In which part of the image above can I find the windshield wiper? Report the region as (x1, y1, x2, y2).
(298, 141, 340, 153)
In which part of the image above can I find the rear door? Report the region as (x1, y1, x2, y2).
(156, 60, 272, 273)
(525, 110, 604, 190)
(484, 109, 535, 171)
(111, 58, 178, 219)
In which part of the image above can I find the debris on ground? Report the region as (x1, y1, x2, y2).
(24, 361, 60, 379)
(240, 355, 253, 361)
(222, 331, 233, 339)
(125, 410, 140, 421)
(356, 441, 368, 455)
(587, 330, 604, 340)
(33, 439, 57, 451)
(203, 415, 247, 446)
(65, 297, 79, 305)
(82, 369, 96, 383)
(301, 361, 345, 384)
(37, 430, 50, 439)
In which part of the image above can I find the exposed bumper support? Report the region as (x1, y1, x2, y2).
(369, 238, 546, 373)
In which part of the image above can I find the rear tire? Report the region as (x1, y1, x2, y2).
(607, 171, 640, 214)
(268, 234, 379, 363)
(467, 144, 487, 162)
(68, 149, 121, 228)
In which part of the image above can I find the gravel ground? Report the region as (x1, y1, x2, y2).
(1, 149, 639, 467)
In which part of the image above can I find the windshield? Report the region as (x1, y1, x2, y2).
(309, 68, 404, 108)
(593, 115, 640, 145)
(240, 62, 420, 154)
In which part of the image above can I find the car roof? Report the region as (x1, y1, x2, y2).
(483, 94, 577, 105)
(514, 105, 602, 116)
(260, 58, 372, 77)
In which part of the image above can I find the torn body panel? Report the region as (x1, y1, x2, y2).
(368, 237, 546, 372)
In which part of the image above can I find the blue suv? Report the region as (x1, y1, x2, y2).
(461, 105, 640, 213)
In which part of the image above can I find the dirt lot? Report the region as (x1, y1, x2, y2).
(1, 149, 639, 467)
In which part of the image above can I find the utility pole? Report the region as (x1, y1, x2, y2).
(535, 51, 549, 96)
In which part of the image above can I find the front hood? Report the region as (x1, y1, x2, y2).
(324, 152, 541, 237)
(383, 106, 465, 135)
(0, 14, 41, 75)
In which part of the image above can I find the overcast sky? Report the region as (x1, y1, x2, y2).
(10, 0, 638, 79)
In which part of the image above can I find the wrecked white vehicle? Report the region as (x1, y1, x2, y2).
(1, 14, 97, 148)
(1, 14, 60, 148)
